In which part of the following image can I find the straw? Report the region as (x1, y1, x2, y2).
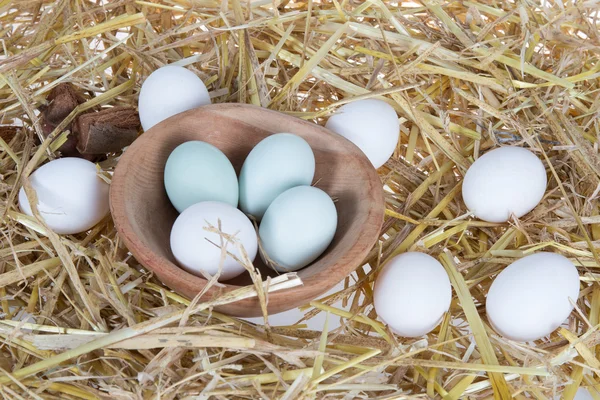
(1, 0, 600, 398)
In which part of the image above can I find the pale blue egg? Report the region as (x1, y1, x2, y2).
(164, 141, 238, 212)
(239, 133, 315, 220)
(259, 186, 337, 272)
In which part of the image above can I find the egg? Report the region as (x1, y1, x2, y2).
(259, 186, 337, 272)
(18, 158, 109, 234)
(486, 252, 580, 342)
(138, 65, 211, 131)
(374, 252, 452, 337)
(555, 388, 595, 400)
(170, 201, 258, 281)
(462, 147, 547, 223)
(554, 383, 600, 400)
(164, 141, 238, 212)
(239, 133, 315, 219)
(325, 99, 399, 169)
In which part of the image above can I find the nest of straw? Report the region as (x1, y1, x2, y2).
(1, 0, 600, 398)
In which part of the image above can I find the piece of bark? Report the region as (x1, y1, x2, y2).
(38, 83, 138, 157)
(41, 83, 85, 125)
(0, 126, 19, 143)
(74, 107, 140, 154)
(40, 83, 86, 156)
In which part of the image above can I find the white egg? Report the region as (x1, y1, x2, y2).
(374, 252, 452, 337)
(239, 133, 315, 219)
(138, 65, 211, 131)
(486, 252, 580, 342)
(554, 388, 595, 400)
(170, 201, 257, 281)
(462, 147, 547, 223)
(325, 99, 399, 169)
(259, 186, 337, 272)
(18, 158, 109, 234)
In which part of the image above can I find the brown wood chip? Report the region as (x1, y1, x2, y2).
(74, 106, 140, 154)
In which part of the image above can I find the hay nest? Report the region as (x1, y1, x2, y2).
(1, 0, 600, 398)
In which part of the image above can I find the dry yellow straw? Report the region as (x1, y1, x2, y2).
(1, 0, 600, 398)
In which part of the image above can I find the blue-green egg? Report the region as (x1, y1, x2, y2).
(164, 141, 238, 212)
(259, 185, 337, 272)
(239, 133, 315, 220)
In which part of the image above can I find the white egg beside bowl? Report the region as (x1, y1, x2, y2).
(486, 252, 580, 342)
(325, 99, 399, 169)
(462, 146, 547, 223)
(138, 65, 211, 131)
(19, 158, 110, 234)
(374, 252, 452, 337)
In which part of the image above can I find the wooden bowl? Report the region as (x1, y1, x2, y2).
(110, 103, 385, 317)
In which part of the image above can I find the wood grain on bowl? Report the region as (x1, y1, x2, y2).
(110, 103, 385, 317)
